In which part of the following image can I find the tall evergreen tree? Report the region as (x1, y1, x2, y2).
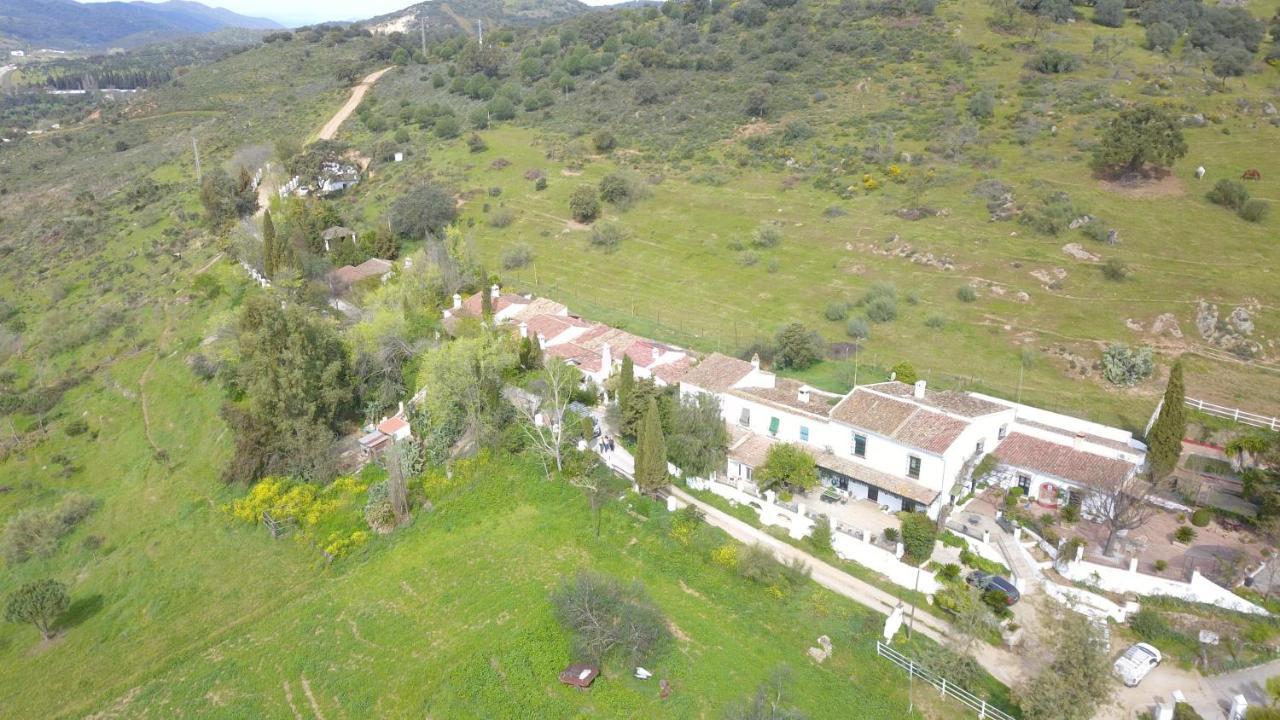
(617, 354, 635, 414)
(262, 209, 277, 278)
(634, 397, 668, 494)
(481, 286, 494, 318)
(1146, 359, 1186, 482)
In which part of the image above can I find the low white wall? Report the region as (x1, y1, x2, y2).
(832, 532, 942, 595)
(1042, 581, 1129, 623)
(1060, 559, 1268, 616)
(692, 478, 939, 595)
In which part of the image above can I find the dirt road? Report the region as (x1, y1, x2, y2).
(314, 66, 394, 142)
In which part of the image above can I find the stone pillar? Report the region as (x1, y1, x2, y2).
(1074, 544, 1084, 562)
(895, 542, 904, 560)
(666, 496, 678, 513)
(1128, 558, 1139, 573)
(1012, 527, 1022, 541)
(764, 490, 777, 506)
(982, 530, 991, 545)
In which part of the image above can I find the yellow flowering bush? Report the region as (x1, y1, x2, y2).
(887, 164, 903, 181)
(862, 174, 879, 191)
(323, 530, 370, 559)
(226, 476, 372, 561)
(711, 544, 739, 568)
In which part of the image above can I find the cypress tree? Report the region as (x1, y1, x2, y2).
(1146, 359, 1186, 482)
(262, 210, 277, 278)
(634, 397, 668, 494)
(617, 354, 634, 415)
(481, 286, 494, 318)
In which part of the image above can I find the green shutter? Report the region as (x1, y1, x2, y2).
(768, 417, 780, 435)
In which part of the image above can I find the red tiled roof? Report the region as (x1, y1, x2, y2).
(523, 313, 587, 343)
(993, 432, 1134, 489)
(867, 381, 1007, 418)
(544, 342, 603, 372)
(731, 378, 837, 419)
(650, 356, 693, 385)
(377, 417, 408, 435)
(829, 389, 967, 454)
(457, 291, 529, 318)
(680, 352, 755, 393)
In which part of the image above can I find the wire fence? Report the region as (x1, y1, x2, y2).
(875, 641, 1016, 720)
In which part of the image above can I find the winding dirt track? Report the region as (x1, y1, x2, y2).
(314, 66, 394, 142)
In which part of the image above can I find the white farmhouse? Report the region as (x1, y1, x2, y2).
(680, 352, 1146, 520)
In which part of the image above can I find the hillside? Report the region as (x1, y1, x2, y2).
(365, 0, 590, 37)
(328, 0, 1280, 429)
(0, 0, 281, 49)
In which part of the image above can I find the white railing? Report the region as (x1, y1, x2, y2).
(875, 641, 1016, 720)
(1186, 397, 1280, 431)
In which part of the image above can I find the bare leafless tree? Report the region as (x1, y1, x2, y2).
(514, 357, 579, 477)
(1089, 473, 1159, 557)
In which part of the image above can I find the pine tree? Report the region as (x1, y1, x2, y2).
(1146, 359, 1186, 482)
(634, 397, 668, 494)
(617, 354, 634, 415)
(262, 209, 277, 278)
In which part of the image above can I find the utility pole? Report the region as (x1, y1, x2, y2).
(191, 137, 202, 183)
(477, 20, 483, 47)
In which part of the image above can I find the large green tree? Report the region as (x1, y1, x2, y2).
(634, 397, 669, 494)
(1090, 105, 1187, 174)
(223, 295, 356, 484)
(1017, 611, 1113, 720)
(415, 331, 516, 463)
(773, 323, 824, 370)
(666, 392, 730, 479)
(616, 354, 635, 417)
(391, 182, 458, 241)
(757, 443, 819, 492)
(5, 578, 69, 641)
(1146, 359, 1186, 483)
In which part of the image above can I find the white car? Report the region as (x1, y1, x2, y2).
(1113, 642, 1162, 687)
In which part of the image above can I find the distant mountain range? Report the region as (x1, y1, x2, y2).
(364, 0, 589, 36)
(0, 0, 282, 49)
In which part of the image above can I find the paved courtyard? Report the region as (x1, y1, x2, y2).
(795, 487, 901, 539)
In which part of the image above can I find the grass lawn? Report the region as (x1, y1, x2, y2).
(0, 435, 1014, 717)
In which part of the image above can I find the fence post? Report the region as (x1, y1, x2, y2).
(940, 676, 947, 698)
(979, 699, 987, 719)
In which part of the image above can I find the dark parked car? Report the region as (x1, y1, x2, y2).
(965, 571, 1021, 605)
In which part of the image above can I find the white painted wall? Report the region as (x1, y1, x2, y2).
(1059, 559, 1268, 616)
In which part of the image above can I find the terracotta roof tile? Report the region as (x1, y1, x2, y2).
(829, 389, 968, 454)
(731, 379, 838, 418)
(680, 353, 755, 393)
(994, 433, 1134, 489)
(868, 381, 1008, 418)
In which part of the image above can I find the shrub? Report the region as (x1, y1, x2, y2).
(938, 563, 962, 581)
(590, 223, 627, 252)
(956, 286, 977, 303)
(925, 314, 946, 330)
(1060, 504, 1080, 523)
(824, 302, 849, 321)
(898, 512, 938, 565)
(1005, 487, 1025, 508)
(487, 207, 515, 228)
(1154, 559, 1169, 572)
(1101, 344, 1154, 386)
(1239, 199, 1270, 223)
(1190, 508, 1212, 527)
(1093, 0, 1125, 27)
(1129, 607, 1172, 642)
(1, 493, 98, 564)
(883, 527, 899, 543)
(773, 323, 824, 370)
(466, 133, 488, 153)
(751, 224, 782, 248)
(864, 296, 898, 323)
(1101, 258, 1130, 282)
(64, 418, 89, 436)
(890, 361, 917, 384)
(808, 521, 832, 553)
(1175, 525, 1197, 543)
(500, 244, 533, 270)
(592, 130, 616, 153)
(569, 185, 600, 222)
(846, 318, 870, 340)
(711, 544, 739, 567)
(1031, 48, 1081, 74)
(599, 173, 632, 205)
(1207, 179, 1249, 210)
(534, 176, 548, 191)
(551, 571, 670, 665)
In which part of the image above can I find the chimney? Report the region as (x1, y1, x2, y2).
(913, 380, 926, 399)
(490, 283, 500, 299)
(518, 322, 528, 338)
(600, 343, 613, 374)
(452, 293, 462, 310)
(1073, 432, 1085, 451)
(537, 333, 546, 349)
(798, 385, 811, 404)
(750, 353, 761, 370)
(398, 401, 405, 416)
(651, 346, 661, 362)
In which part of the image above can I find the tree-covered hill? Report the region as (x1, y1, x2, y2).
(0, 0, 281, 49)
